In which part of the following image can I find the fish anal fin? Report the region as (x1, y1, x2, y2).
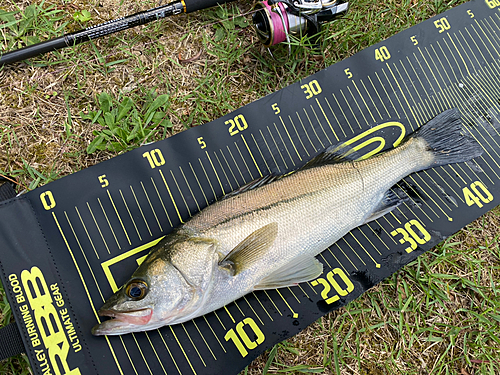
(363, 189, 403, 224)
(254, 255, 323, 290)
(219, 222, 278, 276)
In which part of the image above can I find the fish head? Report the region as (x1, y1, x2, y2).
(92, 233, 219, 335)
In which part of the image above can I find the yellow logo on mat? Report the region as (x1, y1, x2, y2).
(334, 121, 406, 160)
(101, 237, 164, 293)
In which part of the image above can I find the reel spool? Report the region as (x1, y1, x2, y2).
(252, 0, 349, 47)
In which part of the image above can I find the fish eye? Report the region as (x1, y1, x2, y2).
(125, 279, 148, 300)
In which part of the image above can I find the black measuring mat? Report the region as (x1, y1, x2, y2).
(1, 0, 500, 374)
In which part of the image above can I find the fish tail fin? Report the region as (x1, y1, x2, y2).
(413, 108, 483, 167)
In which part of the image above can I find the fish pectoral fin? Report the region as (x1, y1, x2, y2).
(219, 222, 279, 276)
(254, 255, 323, 290)
(363, 188, 403, 224)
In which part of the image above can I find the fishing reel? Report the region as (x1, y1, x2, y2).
(252, 0, 349, 48)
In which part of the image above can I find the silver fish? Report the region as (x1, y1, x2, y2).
(92, 108, 482, 335)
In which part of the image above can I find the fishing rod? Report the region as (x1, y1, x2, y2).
(0, 0, 348, 66)
(0, 0, 236, 66)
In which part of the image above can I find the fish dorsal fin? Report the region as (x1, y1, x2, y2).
(222, 174, 279, 200)
(254, 255, 323, 290)
(222, 142, 362, 200)
(219, 222, 278, 275)
(302, 142, 362, 170)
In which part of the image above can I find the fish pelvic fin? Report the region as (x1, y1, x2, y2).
(254, 255, 323, 290)
(412, 108, 483, 167)
(219, 222, 278, 275)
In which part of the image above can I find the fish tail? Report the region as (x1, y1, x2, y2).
(412, 108, 483, 167)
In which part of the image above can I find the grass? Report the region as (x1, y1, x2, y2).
(1, 0, 499, 374)
(269, 220, 500, 374)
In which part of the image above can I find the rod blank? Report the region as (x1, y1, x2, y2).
(0, 0, 234, 66)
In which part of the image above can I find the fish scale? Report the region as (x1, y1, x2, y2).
(190, 138, 432, 315)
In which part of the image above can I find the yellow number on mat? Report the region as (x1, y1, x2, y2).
(485, 0, 500, 9)
(98, 175, 109, 188)
(390, 219, 431, 254)
(40, 191, 56, 210)
(375, 46, 391, 62)
(301, 80, 322, 99)
(463, 181, 493, 208)
(225, 114, 248, 136)
(311, 268, 354, 304)
(224, 317, 265, 358)
(197, 137, 206, 149)
(143, 149, 165, 169)
(434, 17, 451, 33)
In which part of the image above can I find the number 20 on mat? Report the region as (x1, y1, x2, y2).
(311, 268, 354, 304)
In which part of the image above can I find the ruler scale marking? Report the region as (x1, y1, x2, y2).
(213, 150, 234, 191)
(302, 108, 326, 148)
(293, 113, 318, 152)
(385, 63, 418, 129)
(178, 166, 202, 214)
(315, 98, 340, 140)
(287, 115, 311, 157)
(309, 105, 333, 145)
(330, 92, 355, 134)
(408, 54, 439, 115)
(352, 80, 376, 123)
(339, 88, 363, 129)
(345, 85, 370, 125)
(272, 122, 296, 167)
(359, 78, 384, 120)
(323, 97, 347, 138)
(393, 61, 425, 125)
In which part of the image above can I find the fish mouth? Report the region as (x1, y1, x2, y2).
(99, 307, 153, 324)
(91, 308, 153, 336)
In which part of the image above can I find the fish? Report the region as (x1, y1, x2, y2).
(91, 108, 482, 336)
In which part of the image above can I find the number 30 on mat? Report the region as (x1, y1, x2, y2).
(390, 219, 430, 254)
